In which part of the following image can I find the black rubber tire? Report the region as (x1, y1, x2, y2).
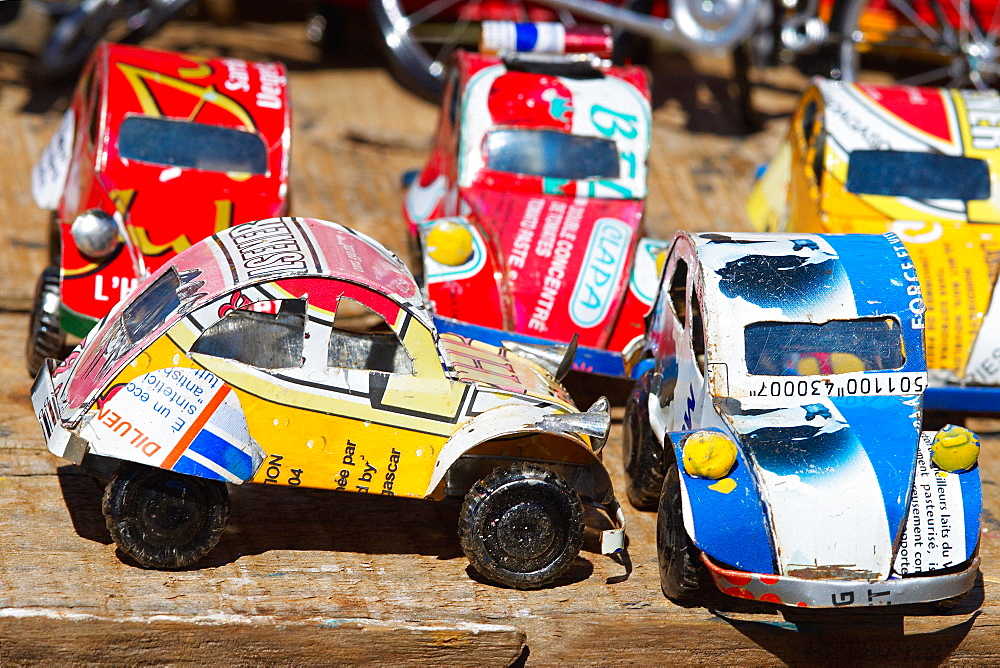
(657, 464, 707, 605)
(622, 371, 666, 510)
(103, 463, 230, 569)
(460, 462, 584, 589)
(26, 266, 66, 378)
(36, 0, 194, 80)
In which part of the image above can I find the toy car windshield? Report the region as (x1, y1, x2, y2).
(118, 116, 268, 175)
(484, 128, 620, 180)
(845, 150, 990, 201)
(744, 317, 905, 376)
(121, 269, 182, 342)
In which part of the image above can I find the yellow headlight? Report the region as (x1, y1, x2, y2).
(426, 220, 474, 266)
(682, 431, 737, 480)
(931, 424, 980, 473)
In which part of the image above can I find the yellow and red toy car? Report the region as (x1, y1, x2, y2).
(749, 78, 1000, 413)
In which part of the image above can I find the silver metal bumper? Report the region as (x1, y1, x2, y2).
(703, 554, 981, 608)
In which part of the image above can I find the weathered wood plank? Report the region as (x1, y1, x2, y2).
(0, 9, 997, 666)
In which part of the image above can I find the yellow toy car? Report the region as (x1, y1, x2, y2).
(32, 217, 624, 589)
(749, 78, 1000, 413)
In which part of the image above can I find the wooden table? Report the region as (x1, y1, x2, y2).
(0, 9, 997, 665)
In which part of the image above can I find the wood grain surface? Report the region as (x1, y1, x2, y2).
(0, 6, 997, 666)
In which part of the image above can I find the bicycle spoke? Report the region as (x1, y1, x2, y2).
(886, 0, 944, 42)
(406, 0, 465, 29)
(986, 0, 1000, 41)
(894, 63, 960, 85)
(951, 0, 983, 44)
(432, 4, 478, 76)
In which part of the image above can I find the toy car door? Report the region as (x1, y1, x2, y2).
(650, 239, 711, 432)
(186, 276, 465, 497)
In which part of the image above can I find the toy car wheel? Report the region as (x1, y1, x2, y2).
(26, 266, 66, 378)
(460, 462, 584, 589)
(622, 371, 666, 510)
(103, 463, 230, 569)
(657, 463, 707, 605)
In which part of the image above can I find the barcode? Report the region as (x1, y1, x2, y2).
(38, 399, 57, 441)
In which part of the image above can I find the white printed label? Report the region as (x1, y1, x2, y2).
(31, 109, 75, 210)
(892, 432, 967, 575)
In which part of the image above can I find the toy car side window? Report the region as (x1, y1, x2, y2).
(690, 289, 707, 375)
(191, 299, 306, 369)
(447, 68, 460, 130)
(800, 99, 825, 189)
(327, 298, 415, 375)
(800, 100, 817, 143)
(86, 68, 102, 148)
(668, 258, 688, 326)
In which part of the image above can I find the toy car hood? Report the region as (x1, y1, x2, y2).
(49, 218, 426, 419)
(687, 231, 931, 579)
(448, 188, 644, 348)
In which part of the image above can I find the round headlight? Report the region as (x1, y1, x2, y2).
(931, 424, 980, 473)
(426, 219, 474, 266)
(71, 209, 119, 258)
(682, 430, 737, 480)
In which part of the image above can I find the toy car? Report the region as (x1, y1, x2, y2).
(748, 78, 1000, 414)
(404, 25, 667, 377)
(623, 231, 982, 608)
(28, 42, 290, 376)
(31, 216, 624, 589)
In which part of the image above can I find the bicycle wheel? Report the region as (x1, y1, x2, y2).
(836, 0, 1000, 88)
(371, 0, 570, 102)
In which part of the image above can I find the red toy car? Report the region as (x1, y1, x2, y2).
(405, 29, 664, 377)
(28, 43, 290, 375)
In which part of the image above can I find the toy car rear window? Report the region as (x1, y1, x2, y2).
(484, 129, 619, 180)
(744, 317, 904, 376)
(846, 150, 990, 201)
(118, 116, 268, 175)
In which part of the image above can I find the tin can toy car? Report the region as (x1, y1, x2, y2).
(748, 78, 1000, 414)
(28, 42, 290, 376)
(32, 216, 624, 589)
(404, 24, 668, 377)
(624, 230, 982, 608)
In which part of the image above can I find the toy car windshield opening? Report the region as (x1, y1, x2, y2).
(118, 116, 268, 175)
(845, 150, 990, 201)
(122, 269, 181, 343)
(484, 129, 620, 180)
(744, 317, 905, 376)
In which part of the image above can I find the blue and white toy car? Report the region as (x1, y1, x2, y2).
(624, 231, 983, 608)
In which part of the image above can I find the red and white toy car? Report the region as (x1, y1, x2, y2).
(404, 24, 664, 376)
(28, 43, 290, 375)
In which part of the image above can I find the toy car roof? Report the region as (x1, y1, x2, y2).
(164, 217, 427, 321)
(682, 230, 925, 340)
(810, 78, 1000, 158)
(94, 42, 289, 144)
